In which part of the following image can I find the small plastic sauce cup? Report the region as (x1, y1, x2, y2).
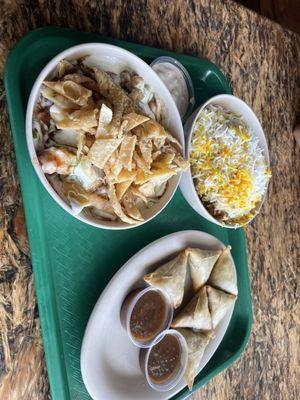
(120, 287, 173, 348)
(140, 329, 188, 391)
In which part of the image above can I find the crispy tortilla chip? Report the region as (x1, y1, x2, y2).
(155, 147, 176, 164)
(116, 180, 134, 201)
(119, 135, 137, 170)
(56, 108, 98, 130)
(122, 191, 144, 221)
(77, 130, 86, 158)
(138, 138, 153, 169)
(172, 153, 189, 170)
(56, 60, 75, 78)
(142, 120, 167, 139)
(107, 184, 137, 224)
(130, 186, 148, 202)
(135, 169, 151, 185)
(87, 138, 122, 169)
(94, 67, 134, 113)
(123, 113, 149, 131)
(96, 103, 113, 138)
(133, 152, 149, 172)
(150, 167, 176, 183)
(41, 86, 80, 110)
(114, 169, 137, 183)
(44, 80, 92, 107)
(166, 132, 183, 150)
(89, 192, 115, 215)
(108, 150, 123, 177)
(135, 166, 176, 185)
(62, 73, 99, 92)
(138, 181, 156, 198)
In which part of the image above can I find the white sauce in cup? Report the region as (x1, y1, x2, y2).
(152, 62, 189, 118)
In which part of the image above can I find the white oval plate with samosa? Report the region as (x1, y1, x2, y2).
(81, 230, 237, 400)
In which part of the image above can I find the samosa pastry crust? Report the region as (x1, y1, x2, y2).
(186, 247, 222, 291)
(176, 328, 213, 391)
(171, 286, 212, 330)
(206, 285, 236, 329)
(208, 246, 238, 296)
(143, 251, 188, 309)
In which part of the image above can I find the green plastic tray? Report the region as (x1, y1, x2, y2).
(4, 27, 252, 400)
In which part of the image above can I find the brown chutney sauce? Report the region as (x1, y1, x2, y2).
(147, 334, 181, 384)
(130, 290, 168, 343)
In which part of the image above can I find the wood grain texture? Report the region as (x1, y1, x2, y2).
(0, 1, 299, 399)
(237, 0, 300, 34)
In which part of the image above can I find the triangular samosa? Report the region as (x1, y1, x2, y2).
(143, 251, 187, 309)
(206, 286, 236, 329)
(176, 328, 213, 390)
(186, 247, 222, 291)
(208, 246, 238, 295)
(171, 286, 212, 330)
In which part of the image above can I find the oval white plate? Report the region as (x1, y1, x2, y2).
(81, 230, 236, 400)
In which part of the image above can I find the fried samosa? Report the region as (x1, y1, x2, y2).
(206, 286, 236, 329)
(186, 248, 222, 291)
(143, 251, 188, 308)
(171, 286, 212, 330)
(176, 328, 213, 390)
(208, 246, 238, 296)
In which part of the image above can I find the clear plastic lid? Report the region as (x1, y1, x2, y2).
(151, 56, 195, 122)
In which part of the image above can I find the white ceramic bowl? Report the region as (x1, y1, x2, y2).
(180, 94, 270, 228)
(26, 43, 184, 230)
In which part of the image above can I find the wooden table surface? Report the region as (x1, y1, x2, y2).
(0, 1, 299, 399)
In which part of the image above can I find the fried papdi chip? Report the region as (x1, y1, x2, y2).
(123, 113, 149, 131)
(166, 132, 183, 150)
(89, 192, 115, 215)
(135, 166, 176, 185)
(114, 169, 137, 183)
(109, 150, 123, 178)
(56, 108, 99, 130)
(116, 180, 134, 201)
(93, 67, 134, 113)
(44, 80, 92, 107)
(119, 135, 137, 171)
(107, 184, 137, 224)
(97, 103, 113, 138)
(172, 153, 189, 170)
(133, 152, 149, 172)
(122, 191, 144, 221)
(41, 86, 80, 110)
(135, 169, 150, 185)
(138, 138, 153, 169)
(62, 73, 99, 92)
(87, 138, 122, 169)
(155, 147, 176, 164)
(142, 120, 167, 139)
(130, 186, 148, 203)
(55, 59, 75, 78)
(138, 181, 156, 198)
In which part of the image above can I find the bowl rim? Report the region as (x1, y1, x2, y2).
(183, 93, 270, 229)
(25, 42, 184, 230)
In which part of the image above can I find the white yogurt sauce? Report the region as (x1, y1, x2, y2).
(152, 62, 189, 117)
